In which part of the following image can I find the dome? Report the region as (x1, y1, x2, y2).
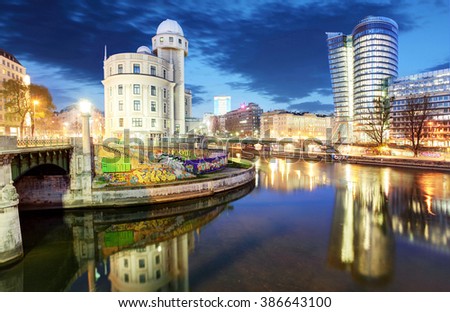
(137, 46, 152, 54)
(156, 19, 184, 36)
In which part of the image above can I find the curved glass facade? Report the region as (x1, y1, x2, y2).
(352, 17, 398, 138)
(326, 16, 398, 143)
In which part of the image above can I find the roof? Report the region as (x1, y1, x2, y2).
(0, 48, 22, 65)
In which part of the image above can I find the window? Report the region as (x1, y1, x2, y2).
(150, 65, 156, 76)
(156, 270, 161, 279)
(164, 119, 167, 128)
(119, 118, 124, 127)
(151, 86, 156, 96)
(155, 255, 160, 264)
(169, 37, 174, 43)
(133, 64, 140, 73)
(134, 100, 141, 111)
(118, 85, 123, 95)
(151, 101, 156, 112)
(163, 70, 166, 79)
(163, 103, 167, 114)
(151, 119, 156, 127)
(178, 38, 182, 44)
(133, 84, 140, 95)
(124, 259, 128, 268)
(139, 274, 146, 283)
(124, 274, 129, 283)
(138, 259, 145, 268)
(163, 89, 167, 98)
(118, 64, 123, 74)
(132, 118, 143, 127)
(159, 37, 164, 42)
(118, 100, 123, 111)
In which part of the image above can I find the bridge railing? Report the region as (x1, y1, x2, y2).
(17, 137, 72, 148)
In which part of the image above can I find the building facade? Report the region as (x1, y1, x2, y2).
(327, 16, 398, 143)
(103, 19, 191, 141)
(389, 68, 450, 147)
(213, 96, 231, 116)
(0, 48, 29, 136)
(260, 110, 333, 141)
(224, 102, 263, 137)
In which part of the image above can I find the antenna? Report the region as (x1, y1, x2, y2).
(104, 45, 107, 61)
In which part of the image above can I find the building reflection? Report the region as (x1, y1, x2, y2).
(64, 182, 255, 292)
(255, 158, 332, 192)
(108, 233, 193, 291)
(329, 164, 450, 285)
(328, 165, 394, 285)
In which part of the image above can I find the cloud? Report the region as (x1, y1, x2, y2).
(287, 100, 334, 114)
(0, 0, 437, 111)
(186, 83, 208, 106)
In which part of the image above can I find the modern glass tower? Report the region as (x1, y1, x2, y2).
(327, 16, 398, 143)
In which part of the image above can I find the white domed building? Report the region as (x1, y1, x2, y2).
(103, 19, 192, 141)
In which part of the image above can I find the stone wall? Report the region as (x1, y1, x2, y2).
(15, 175, 70, 206)
(65, 166, 255, 208)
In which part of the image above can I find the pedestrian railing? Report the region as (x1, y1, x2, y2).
(17, 137, 71, 148)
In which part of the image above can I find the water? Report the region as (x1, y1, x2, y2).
(1, 158, 450, 291)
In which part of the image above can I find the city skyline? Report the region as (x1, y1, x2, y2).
(1, 0, 449, 117)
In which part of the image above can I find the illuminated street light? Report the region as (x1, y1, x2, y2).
(79, 99, 92, 115)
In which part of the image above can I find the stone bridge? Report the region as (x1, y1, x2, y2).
(0, 136, 91, 267)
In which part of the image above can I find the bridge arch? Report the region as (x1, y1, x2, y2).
(14, 163, 70, 209)
(10, 149, 71, 182)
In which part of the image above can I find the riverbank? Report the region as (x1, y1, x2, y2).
(343, 155, 450, 171)
(18, 159, 255, 210)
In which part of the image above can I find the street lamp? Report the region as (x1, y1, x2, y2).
(79, 99, 92, 202)
(79, 99, 92, 155)
(32, 100, 39, 137)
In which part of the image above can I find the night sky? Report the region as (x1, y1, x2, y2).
(1, 0, 449, 117)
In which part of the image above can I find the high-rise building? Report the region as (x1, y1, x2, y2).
(326, 16, 398, 143)
(0, 48, 29, 136)
(213, 96, 231, 116)
(103, 19, 191, 141)
(389, 68, 450, 147)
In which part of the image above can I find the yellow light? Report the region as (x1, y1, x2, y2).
(79, 99, 91, 114)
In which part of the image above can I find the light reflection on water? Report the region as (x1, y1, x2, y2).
(2, 158, 450, 291)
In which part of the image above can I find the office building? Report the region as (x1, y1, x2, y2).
(326, 16, 398, 143)
(389, 68, 450, 147)
(224, 102, 262, 137)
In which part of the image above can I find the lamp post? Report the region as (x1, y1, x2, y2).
(79, 99, 92, 201)
(32, 100, 39, 137)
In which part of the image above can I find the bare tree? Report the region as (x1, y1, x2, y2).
(363, 96, 392, 148)
(403, 94, 432, 157)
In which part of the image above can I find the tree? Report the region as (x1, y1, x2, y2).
(362, 96, 392, 148)
(1, 79, 30, 138)
(1, 79, 56, 138)
(30, 84, 56, 137)
(403, 94, 432, 157)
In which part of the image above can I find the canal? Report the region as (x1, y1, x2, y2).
(1, 157, 450, 291)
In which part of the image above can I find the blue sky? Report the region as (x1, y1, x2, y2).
(1, 0, 449, 117)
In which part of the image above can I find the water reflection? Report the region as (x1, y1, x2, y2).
(328, 165, 394, 285)
(0, 182, 254, 292)
(256, 158, 450, 286)
(2, 158, 450, 291)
